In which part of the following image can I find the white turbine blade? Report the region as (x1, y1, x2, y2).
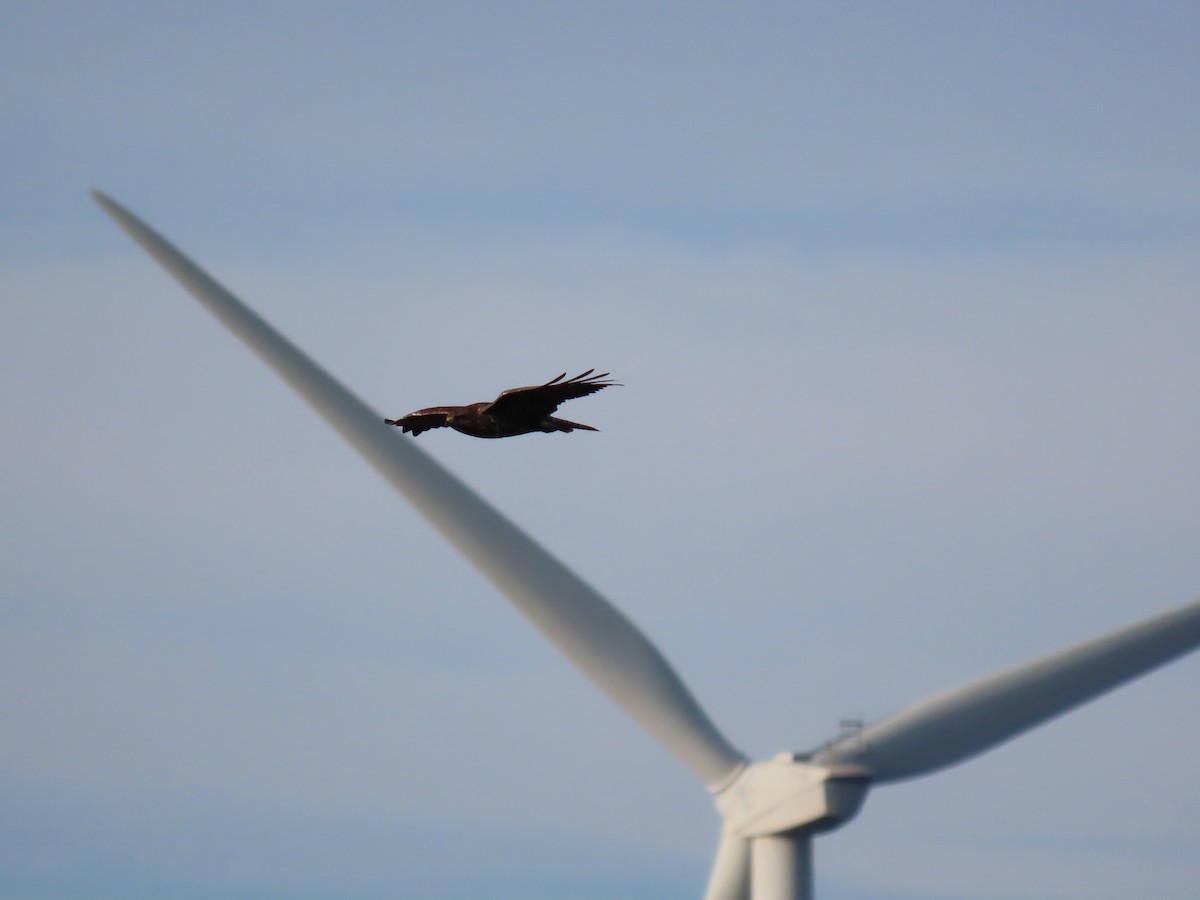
(93, 192, 747, 791)
(702, 834, 750, 900)
(818, 597, 1200, 782)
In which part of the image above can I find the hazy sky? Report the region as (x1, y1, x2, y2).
(3, 3, 1199, 898)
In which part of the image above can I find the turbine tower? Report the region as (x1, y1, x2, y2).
(94, 193, 1200, 900)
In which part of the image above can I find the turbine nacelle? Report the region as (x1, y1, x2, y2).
(716, 756, 870, 839)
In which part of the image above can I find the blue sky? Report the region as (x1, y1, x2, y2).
(3, 2, 1199, 898)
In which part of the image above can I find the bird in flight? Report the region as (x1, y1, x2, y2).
(385, 370, 620, 438)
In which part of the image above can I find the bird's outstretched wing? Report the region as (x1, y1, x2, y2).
(487, 369, 620, 419)
(385, 407, 457, 436)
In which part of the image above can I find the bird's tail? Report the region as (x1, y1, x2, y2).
(544, 417, 598, 433)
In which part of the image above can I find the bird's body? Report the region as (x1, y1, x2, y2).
(385, 370, 619, 438)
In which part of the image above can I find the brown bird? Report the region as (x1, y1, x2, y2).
(385, 370, 620, 438)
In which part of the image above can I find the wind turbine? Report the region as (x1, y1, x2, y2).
(93, 192, 1200, 900)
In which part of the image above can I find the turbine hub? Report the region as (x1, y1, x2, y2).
(715, 755, 871, 838)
